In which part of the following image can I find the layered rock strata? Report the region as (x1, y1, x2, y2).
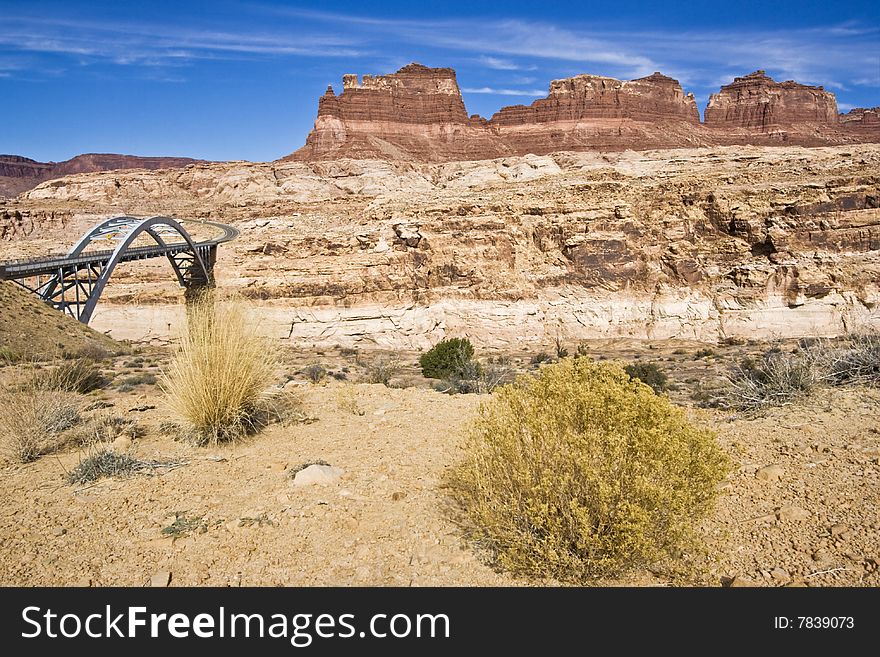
(291, 65, 879, 161)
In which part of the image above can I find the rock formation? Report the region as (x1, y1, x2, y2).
(291, 64, 879, 161)
(0, 153, 200, 198)
(4, 144, 879, 346)
(292, 63, 504, 162)
(704, 70, 839, 131)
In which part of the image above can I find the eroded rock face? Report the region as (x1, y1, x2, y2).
(0, 153, 200, 198)
(291, 65, 878, 162)
(704, 70, 839, 133)
(291, 63, 505, 162)
(5, 145, 879, 347)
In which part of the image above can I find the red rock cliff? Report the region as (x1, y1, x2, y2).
(291, 63, 505, 161)
(703, 70, 839, 131)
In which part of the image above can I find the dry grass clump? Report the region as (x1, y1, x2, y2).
(34, 358, 107, 393)
(723, 347, 824, 410)
(827, 333, 880, 386)
(160, 296, 279, 444)
(362, 357, 399, 386)
(0, 389, 81, 463)
(449, 358, 730, 581)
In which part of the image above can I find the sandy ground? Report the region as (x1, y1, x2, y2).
(1, 347, 878, 587)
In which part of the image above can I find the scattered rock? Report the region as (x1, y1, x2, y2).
(51, 527, 66, 537)
(770, 567, 791, 584)
(756, 464, 784, 482)
(292, 464, 344, 487)
(829, 523, 848, 537)
(726, 575, 758, 587)
(391, 491, 407, 501)
(149, 571, 171, 587)
(776, 505, 810, 522)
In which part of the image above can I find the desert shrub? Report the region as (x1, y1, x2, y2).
(530, 352, 552, 365)
(303, 364, 327, 384)
(827, 333, 880, 386)
(419, 338, 475, 379)
(64, 343, 113, 361)
(0, 390, 81, 463)
(554, 336, 569, 359)
(363, 357, 400, 385)
(624, 361, 669, 394)
(448, 359, 729, 581)
(693, 348, 716, 360)
(724, 348, 823, 410)
(119, 372, 158, 387)
(160, 296, 279, 444)
(0, 346, 20, 364)
(434, 360, 511, 395)
(35, 359, 107, 393)
(336, 385, 364, 415)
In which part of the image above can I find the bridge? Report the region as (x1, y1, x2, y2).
(0, 216, 239, 324)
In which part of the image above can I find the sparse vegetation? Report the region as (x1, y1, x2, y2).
(693, 348, 716, 360)
(363, 358, 399, 385)
(118, 372, 158, 387)
(449, 359, 730, 581)
(827, 333, 880, 386)
(0, 346, 20, 364)
(0, 389, 81, 463)
(35, 358, 107, 393)
(336, 385, 364, 415)
(554, 335, 569, 359)
(624, 361, 669, 394)
(530, 352, 552, 365)
(419, 338, 475, 379)
(724, 347, 824, 410)
(303, 364, 327, 384)
(65, 448, 167, 485)
(160, 295, 279, 444)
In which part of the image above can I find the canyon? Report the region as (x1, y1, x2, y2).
(2, 144, 878, 348)
(0, 63, 878, 348)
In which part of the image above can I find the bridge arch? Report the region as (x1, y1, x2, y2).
(76, 216, 213, 324)
(0, 215, 230, 324)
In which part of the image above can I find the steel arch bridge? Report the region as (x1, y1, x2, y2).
(0, 216, 239, 324)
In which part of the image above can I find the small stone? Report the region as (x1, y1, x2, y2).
(812, 443, 831, 453)
(268, 461, 288, 473)
(112, 436, 132, 452)
(770, 567, 791, 583)
(52, 527, 67, 537)
(756, 464, 784, 482)
(391, 491, 407, 501)
(776, 505, 810, 522)
(726, 575, 758, 587)
(149, 571, 171, 587)
(830, 523, 848, 537)
(293, 464, 344, 487)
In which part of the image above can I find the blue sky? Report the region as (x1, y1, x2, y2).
(1, 0, 878, 162)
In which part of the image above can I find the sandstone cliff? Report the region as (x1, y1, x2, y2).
(291, 65, 879, 161)
(291, 63, 505, 162)
(0, 153, 200, 198)
(4, 145, 879, 347)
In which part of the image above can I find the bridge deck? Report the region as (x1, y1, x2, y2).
(0, 220, 238, 280)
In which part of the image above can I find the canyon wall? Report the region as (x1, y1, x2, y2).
(0, 153, 200, 198)
(290, 65, 879, 162)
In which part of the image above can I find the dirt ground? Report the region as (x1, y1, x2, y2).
(0, 344, 878, 587)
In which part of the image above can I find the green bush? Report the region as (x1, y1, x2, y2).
(419, 338, 475, 379)
(449, 359, 729, 581)
(624, 361, 669, 394)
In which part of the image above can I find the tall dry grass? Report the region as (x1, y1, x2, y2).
(0, 387, 81, 463)
(160, 295, 279, 444)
